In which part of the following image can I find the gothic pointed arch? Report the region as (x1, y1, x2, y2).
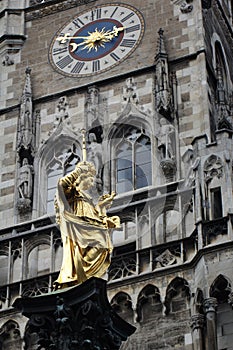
(193, 288, 204, 314)
(164, 277, 190, 315)
(107, 108, 153, 194)
(110, 292, 134, 324)
(203, 154, 224, 220)
(33, 124, 82, 217)
(136, 284, 162, 322)
(210, 274, 231, 304)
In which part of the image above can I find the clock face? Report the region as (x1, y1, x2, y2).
(49, 3, 145, 77)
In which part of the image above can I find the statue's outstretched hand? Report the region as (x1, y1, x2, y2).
(98, 191, 116, 208)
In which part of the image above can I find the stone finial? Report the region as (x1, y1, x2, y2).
(156, 28, 167, 57)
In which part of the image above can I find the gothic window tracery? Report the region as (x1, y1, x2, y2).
(115, 126, 152, 194)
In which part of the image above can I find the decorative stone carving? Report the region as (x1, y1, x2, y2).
(122, 77, 139, 105)
(14, 277, 135, 350)
(86, 85, 99, 125)
(54, 96, 70, 126)
(190, 314, 205, 331)
(109, 254, 137, 281)
(215, 65, 233, 130)
(17, 68, 33, 151)
(2, 54, 14, 66)
(155, 249, 177, 267)
(17, 158, 34, 214)
(156, 116, 177, 180)
(204, 155, 223, 183)
(180, 1, 193, 13)
(22, 279, 50, 297)
(157, 118, 175, 159)
(87, 133, 103, 193)
(203, 297, 218, 313)
(154, 29, 174, 118)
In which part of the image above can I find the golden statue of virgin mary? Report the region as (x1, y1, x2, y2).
(54, 158, 120, 289)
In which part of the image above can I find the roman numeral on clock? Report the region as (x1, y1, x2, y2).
(125, 24, 141, 33)
(121, 12, 134, 23)
(120, 39, 136, 48)
(110, 52, 120, 61)
(110, 6, 118, 18)
(53, 47, 68, 55)
(71, 61, 85, 73)
(91, 8, 102, 20)
(57, 55, 73, 69)
(72, 18, 85, 28)
(92, 60, 100, 72)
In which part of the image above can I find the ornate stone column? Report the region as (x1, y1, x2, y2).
(190, 314, 205, 350)
(203, 297, 218, 350)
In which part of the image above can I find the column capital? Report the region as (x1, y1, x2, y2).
(190, 313, 205, 331)
(203, 297, 218, 313)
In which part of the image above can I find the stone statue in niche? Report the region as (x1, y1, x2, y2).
(18, 158, 33, 199)
(157, 117, 175, 159)
(17, 158, 33, 213)
(87, 133, 103, 193)
(2, 54, 14, 66)
(55, 96, 70, 126)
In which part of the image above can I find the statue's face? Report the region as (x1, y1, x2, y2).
(80, 176, 94, 190)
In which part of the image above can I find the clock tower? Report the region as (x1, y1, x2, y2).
(1, 0, 233, 349)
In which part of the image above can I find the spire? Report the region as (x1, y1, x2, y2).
(155, 28, 167, 59)
(17, 67, 33, 151)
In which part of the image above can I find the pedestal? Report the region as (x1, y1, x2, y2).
(13, 277, 136, 350)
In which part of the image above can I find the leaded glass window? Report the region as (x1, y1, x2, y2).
(116, 127, 151, 193)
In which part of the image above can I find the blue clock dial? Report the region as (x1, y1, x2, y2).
(70, 19, 124, 61)
(49, 4, 145, 77)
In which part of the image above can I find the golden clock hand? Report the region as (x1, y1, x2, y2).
(57, 26, 126, 44)
(56, 32, 91, 44)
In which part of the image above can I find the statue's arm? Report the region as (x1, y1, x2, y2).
(59, 168, 79, 191)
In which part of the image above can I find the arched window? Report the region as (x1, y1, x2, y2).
(115, 126, 152, 193)
(210, 275, 233, 350)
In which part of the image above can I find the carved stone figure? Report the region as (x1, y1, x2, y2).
(18, 158, 33, 200)
(87, 133, 103, 192)
(54, 161, 120, 289)
(157, 118, 175, 159)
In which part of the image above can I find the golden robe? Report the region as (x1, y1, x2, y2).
(54, 171, 118, 287)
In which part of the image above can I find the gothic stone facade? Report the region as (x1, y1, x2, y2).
(0, 0, 233, 349)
